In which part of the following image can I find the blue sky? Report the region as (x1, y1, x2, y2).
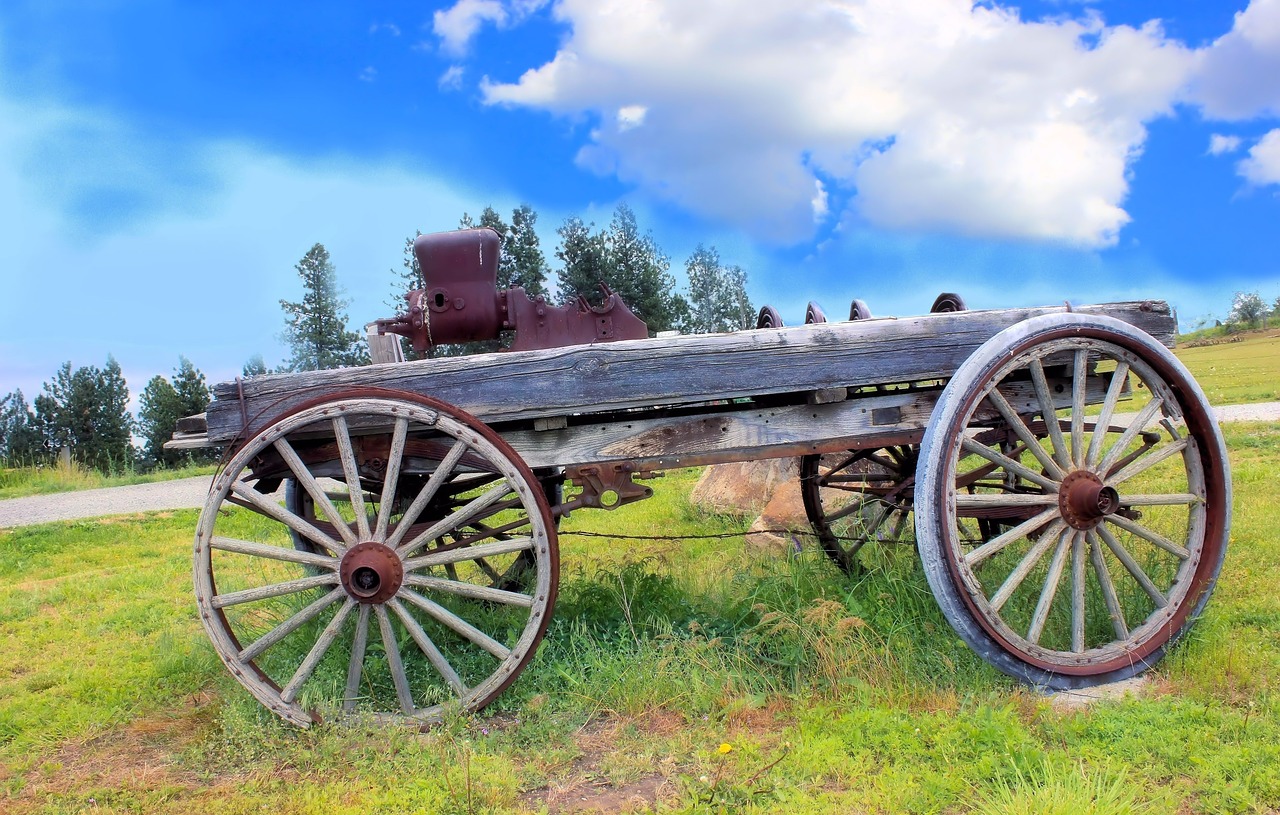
(2, 0, 1279, 408)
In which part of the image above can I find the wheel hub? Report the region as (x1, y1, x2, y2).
(339, 541, 404, 604)
(1059, 470, 1119, 530)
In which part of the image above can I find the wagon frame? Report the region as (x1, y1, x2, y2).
(175, 297, 1229, 727)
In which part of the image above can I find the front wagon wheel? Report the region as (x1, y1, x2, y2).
(194, 391, 558, 726)
(915, 313, 1230, 690)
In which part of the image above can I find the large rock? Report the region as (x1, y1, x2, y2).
(690, 458, 814, 555)
(689, 458, 799, 517)
(744, 479, 814, 555)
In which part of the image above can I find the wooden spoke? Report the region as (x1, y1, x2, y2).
(332, 416, 371, 541)
(398, 483, 517, 557)
(1105, 514, 1191, 560)
(281, 598, 357, 704)
(343, 605, 372, 712)
(1026, 529, 1072, 645)
(403, 574, 535, 607)
(399, 588, 512, 660)
(1107, 437, 1190, 486)
(963, 507, 1061, 567)
(1088, 531, 1129, 640)
(384, 440, 469, 550)
(1119, 493, 1202, 507)
(985, 387, 1065, 480)
(211, 535, 338, 570)
(1087, 361, 1130, 466)
(389, 598, 467, 696)
(1070, 531, 1086, 653)
(1097, 397, 1165, 476)
(375, 604, 415, 715)
(821, 493, 874, 525)
(374, 417, 410, 540)
(1071, 350, 1088, 467)
(988, 520, 1067, 612)
(271, 437, 358, 550)
(212, 574, 338, 609)
(1029, 359, 1071, 471)
(239, 587, 346, 662)
(228, 482, 347, 556)
(954, 493, 1060, 508)
(960, 437, 1059, 492)
(1096, 525, 1167, 608)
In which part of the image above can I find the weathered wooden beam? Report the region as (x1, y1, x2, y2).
(205, 301, 1174, 445)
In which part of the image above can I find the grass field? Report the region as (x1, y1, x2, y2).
(1174, 329, 1280, 406)
(0, 331, 1278, 813)
(0, 462, 217, 501)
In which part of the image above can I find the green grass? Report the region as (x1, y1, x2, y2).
(0, 462, 218, 501)
(2, 434, 1279, 813)
(1174, 329, 1280, 406)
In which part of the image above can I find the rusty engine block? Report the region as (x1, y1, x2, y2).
(375, 228, 648, 353)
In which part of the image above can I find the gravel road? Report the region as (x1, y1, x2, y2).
(2, 401, 1277, 530)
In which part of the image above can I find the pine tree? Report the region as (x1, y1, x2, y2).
(606, 204, 683, 333)
(137, 356, 212, 467)
(506, 204, 549, 297)
(137, 375, 181, 467)
(280, 243, 369, 371)
(683, 244, 754, 333)
(243, 354, 268, 377)
(0, 390, 42, 465)
(555, 216, 610, 307)
(32, 358, 135, 473)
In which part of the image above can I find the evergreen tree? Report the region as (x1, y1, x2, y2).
(505, 204, 549, 297)
(683, 244, 755, 333)
(243, 354, 268, 377)
(137, 375, 181, 467)
(0, 390, 42, 465)
(32, 358, 135, 473)
(555, 216, 610, 307)
(279, 243, 369, 371)
(137, 356, 212, 467)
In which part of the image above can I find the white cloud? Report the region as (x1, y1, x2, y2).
(1239, 128, 1280, 185)
(434, 0, 508, 56)
(616, 104, 646, 131)
(481, 0, 1192, 246)
(1189, 0, 1280, 119)
(439, 64, 466, 91)
(359, 66, 377, 82)
(1209, 133, 1243, 155)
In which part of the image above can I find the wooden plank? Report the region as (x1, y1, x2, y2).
(506, 372, 1113, 470)
(204, 301, 1174, 445)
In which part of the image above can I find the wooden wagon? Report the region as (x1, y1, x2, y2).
(174, 232, 1229, 727)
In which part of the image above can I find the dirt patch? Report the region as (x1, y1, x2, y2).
(519, 712, 690, 813)
(4, 696, 215, 807)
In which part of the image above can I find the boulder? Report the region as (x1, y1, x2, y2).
(744, 478, 814, 555)
(689, 458, 799, 517)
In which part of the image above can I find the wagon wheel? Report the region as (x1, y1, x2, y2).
(285, 468, 561, 591)
(195, 391, 558, 726)
(805, 301, 827, 324)
(849, 299, 872, 321)
(799, 446, 918, 574)
(916, 313, 1229, 689)
(930, 292, 967, 313)
(756, 305, 784, 328)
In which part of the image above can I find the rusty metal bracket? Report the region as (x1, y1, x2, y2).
(560, 461, 659, 513)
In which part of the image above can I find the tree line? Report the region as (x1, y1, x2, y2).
(0, 357, 213, 472)
(1, 202, 755, 473)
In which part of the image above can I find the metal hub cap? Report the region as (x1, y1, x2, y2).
(339, 541, 404, 604)
(1059, 469, 1120, 530)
